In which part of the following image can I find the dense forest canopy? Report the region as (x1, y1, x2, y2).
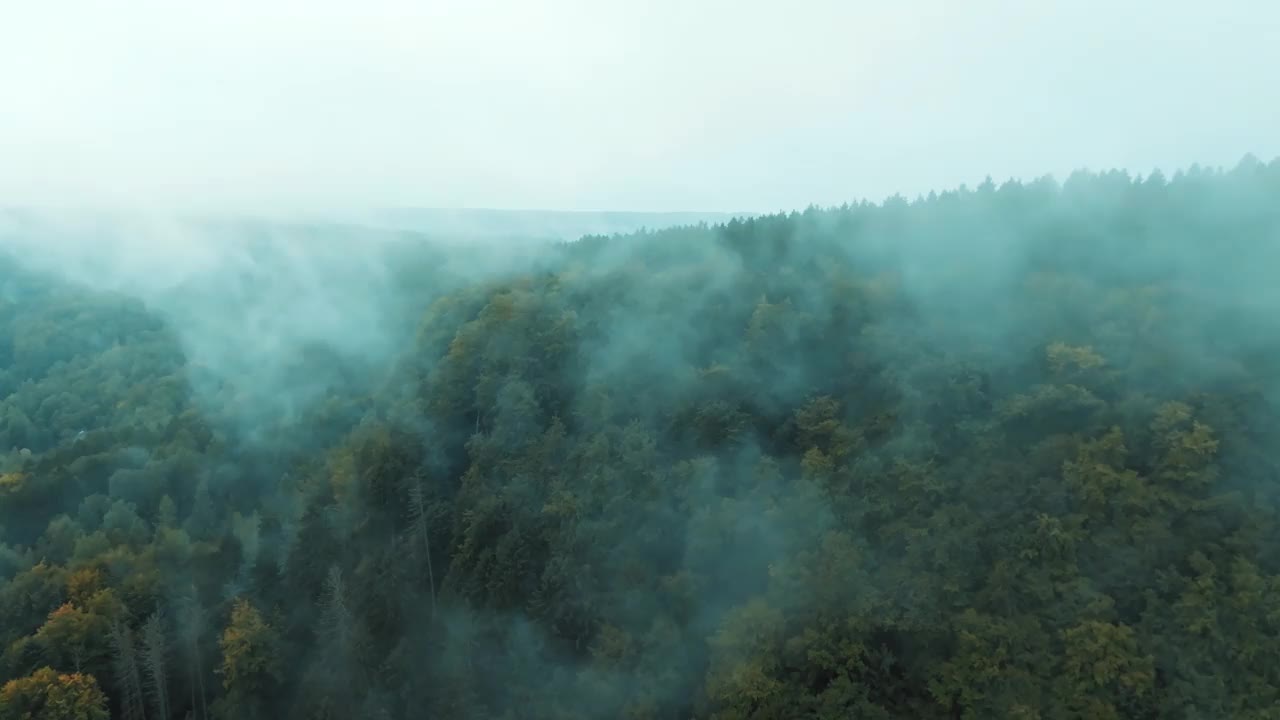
(2, 158, 1280, 719)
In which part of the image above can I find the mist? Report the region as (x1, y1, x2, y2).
(3, 160, 1280, 718)
(2, 3, 1280, 720)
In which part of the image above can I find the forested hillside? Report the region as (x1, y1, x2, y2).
(2, 158, 1280, 719)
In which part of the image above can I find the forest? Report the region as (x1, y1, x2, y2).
(1, 157, 1280, 719)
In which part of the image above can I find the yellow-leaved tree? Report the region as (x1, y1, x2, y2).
(0, 667, 108, 720)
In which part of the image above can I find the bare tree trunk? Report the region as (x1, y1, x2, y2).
(143, 611, 170, 720)
(111, 620, 147, 720)
(409, 477, 438, 620)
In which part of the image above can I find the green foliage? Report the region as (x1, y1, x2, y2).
(3, 161, 1280, 718)
(0, 667, 109, 720)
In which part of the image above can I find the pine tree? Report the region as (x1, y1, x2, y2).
(405, 472, 437, 620)
(109, 620, 146, 720)
(178, 594, 209, 720)
(318, 566, 353, 653)
(142, 611, 170, 720)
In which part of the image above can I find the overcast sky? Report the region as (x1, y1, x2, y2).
(1, 0, 1277, 214)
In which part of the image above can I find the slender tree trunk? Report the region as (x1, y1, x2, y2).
(143, 611, 170, 720)
(408, 476, 438, 620)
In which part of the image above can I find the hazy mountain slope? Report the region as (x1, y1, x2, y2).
(1, 159, 1280, 719)
(351, 207, 754, 241)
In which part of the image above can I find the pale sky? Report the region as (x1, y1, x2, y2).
(1, 0, 1277, 213)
